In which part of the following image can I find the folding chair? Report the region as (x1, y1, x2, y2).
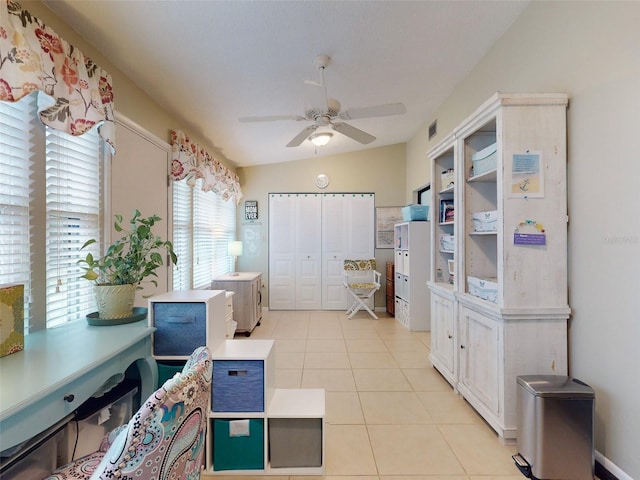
(343, 259, 381, 319)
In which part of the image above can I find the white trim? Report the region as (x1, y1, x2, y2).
(596, 450, 634, 480)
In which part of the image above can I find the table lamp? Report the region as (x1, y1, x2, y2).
(227, 241, 243, 276)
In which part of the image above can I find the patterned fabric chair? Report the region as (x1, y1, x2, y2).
(43, 346, 212, 480)
(343, 259, 381, 319)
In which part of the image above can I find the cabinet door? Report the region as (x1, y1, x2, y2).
(431, 293, 455, 378)
(458, 306, 500, 415)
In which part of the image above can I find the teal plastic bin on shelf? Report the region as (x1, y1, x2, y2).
(401, 204, 429, 221)
(212, 418, 264, 471)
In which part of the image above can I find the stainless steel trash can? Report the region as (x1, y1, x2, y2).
(513, 375, 595, 480)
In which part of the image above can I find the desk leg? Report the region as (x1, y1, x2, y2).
(135, 356, 158, 399)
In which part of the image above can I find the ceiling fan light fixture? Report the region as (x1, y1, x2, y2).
(309, 132, 332, 147)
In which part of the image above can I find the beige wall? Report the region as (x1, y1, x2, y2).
(406, 2, 640, 477)
(236, 143, 407, 307)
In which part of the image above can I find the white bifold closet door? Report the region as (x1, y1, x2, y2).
(322, 193, 375, 309)
(269, 192, 374, 311)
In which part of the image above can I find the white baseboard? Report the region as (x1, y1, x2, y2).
(596, 450, 633, 480)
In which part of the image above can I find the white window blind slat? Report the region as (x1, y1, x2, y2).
(0, 96, 33, 329)
(172, 179, 236, 290)
(45, 126, 101, 328)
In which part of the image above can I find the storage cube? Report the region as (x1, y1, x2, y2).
(472, 142, 497, 176)
(0, 284, 24, 358)
(269, 418, 323, 468)
(472, 210, 498, 232)
(212, 360, 264, 412)
(151, 302, 206, 356)
(212, 418, 264, 471)
(467, 276, 498, 303)
(402, 204, 429, 221)
(157, 360, 186, 387)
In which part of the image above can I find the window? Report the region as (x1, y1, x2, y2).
(0, 93, 104, 332)
(172, 179, 236, 290)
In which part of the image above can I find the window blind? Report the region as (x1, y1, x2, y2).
(0, 97, 33, 331)
(45, 127, 102, 328)
(172, 179, 193, 290)
(172, 179, 236, 290)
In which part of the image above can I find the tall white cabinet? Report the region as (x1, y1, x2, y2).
(269, 193, 374, 311)
(427, 93, 570, 443)
(393, 221, 430, 331)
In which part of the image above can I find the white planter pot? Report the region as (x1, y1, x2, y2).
(94, 284, 136, 319)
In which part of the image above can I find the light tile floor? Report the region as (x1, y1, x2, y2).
(214, 309, 523, 480)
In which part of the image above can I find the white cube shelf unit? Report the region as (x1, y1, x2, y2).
(148, 289, 227, 361)
(393, 221, 431, 331)
(206, 339, 325, 475)
(427, 92, 570, 443)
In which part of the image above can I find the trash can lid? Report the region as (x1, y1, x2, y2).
(517, 375, 595, 398)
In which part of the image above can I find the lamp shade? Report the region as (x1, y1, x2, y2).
(227, 241, 243, 256)
(309, 132, 332, 147)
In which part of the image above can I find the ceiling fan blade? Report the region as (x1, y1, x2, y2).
(287, 125, 318, 147)
(339, 102, 406, 120)
(332, 122, 376, 145)
(239, 114, 306, 123)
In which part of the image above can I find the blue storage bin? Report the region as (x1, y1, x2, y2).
(402, 204, 429, 221)
(213, 418, 264, 471)
(212, 360, 264, 412)
(151, 302, 206, 356)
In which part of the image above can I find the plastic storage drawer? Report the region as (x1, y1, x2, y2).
(212, 360, 264, 412)
(151, 302, 206, 356)
(212, 418, 264, 471)
(269, 418, 323, 468)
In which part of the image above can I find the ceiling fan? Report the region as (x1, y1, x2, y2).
(238, 55, 406, 147)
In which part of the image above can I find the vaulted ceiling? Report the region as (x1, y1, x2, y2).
(43, 0, 529, 167)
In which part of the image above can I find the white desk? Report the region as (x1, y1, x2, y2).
(0, 320, 156, 453)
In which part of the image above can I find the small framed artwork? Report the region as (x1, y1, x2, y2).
(244, 200, 258, 220)
(375, 206, 403, 249)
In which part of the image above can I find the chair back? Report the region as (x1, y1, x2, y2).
(344, 259, 379, 287)
(92, 346, 212, 479)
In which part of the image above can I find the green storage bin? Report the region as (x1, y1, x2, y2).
(213, 419, 264, 471)
(157, 360, 186, 388)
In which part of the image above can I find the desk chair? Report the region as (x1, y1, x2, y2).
(43, 346, 212, 480)
(343, 259, 381, 319)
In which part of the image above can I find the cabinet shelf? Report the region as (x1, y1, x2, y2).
(439, 221, 454, 226)
(468, 231, 497, 236)
(467, 169, 497, 182)
(438, 185, 454, 194)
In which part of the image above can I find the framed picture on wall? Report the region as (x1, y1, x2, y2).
(376, 206, 403, 249)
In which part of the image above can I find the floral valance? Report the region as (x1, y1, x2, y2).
(0, 0, 116, 152)
(170, 130, 242, 205)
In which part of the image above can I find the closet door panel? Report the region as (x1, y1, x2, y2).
(269, 194, 296, 309)
(347, 194, 375, 259)
(322, 194, 348, 310)
(295, 194, 321, 309)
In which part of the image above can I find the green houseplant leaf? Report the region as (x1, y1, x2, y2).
(78, 209, 177, 290)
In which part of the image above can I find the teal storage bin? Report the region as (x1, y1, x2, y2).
(402, 204, 429, 221)
(213, 418, 264, 471)
(157, 360, 186, 388)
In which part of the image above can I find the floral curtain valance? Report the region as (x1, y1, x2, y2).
(170, 129, 242, 205)
(0, 0, 116, 152)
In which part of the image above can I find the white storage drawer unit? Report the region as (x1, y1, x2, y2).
(212, 272, 262, 336)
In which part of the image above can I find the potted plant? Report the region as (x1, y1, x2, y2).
(78, 209, 177, 320)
